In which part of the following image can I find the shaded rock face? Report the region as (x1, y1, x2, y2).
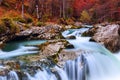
(65, 35, 76, 39)
(0, 33, 15, 42)
(14, 24, 64, 40)
(92, 24, 120, 52)
(82, 24, 102, 37)
(0, 41, 4, 48)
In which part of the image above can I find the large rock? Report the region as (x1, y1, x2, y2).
(82, 24, 102, 37)
(92, 24, 120, 52)
(39, 39, 71, 58)
(38, 39, 77, 67)
(14, 24, 64, 40)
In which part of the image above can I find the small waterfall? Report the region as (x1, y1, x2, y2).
(25, 48, 120, 80)
(64, 54, 87, 80)
(62, 28, 89, 38)
(0, 71, 19, 80)
(64, 51, 120, 80)
(26, 66, 68, 80)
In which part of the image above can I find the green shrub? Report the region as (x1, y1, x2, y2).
(66, 18, 74, 25)
(13, 17, 26, 23)
(42, 14, 49, 22)
(25, 17, 33, 23)
(58, 18, 74, 25)
(24, 14, 33, 23)
(36, 22, 45, 27)
(1, 17, 13, 28)
(1, 17, 20, 33)
(80, 10, 91, 23)
(13, 15, 33, 24)
(24, 24, 30, 28)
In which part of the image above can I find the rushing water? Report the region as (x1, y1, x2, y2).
(62, 28, 120, 80)
(0, 27, 120, 80)
(0, 71, 19, 80)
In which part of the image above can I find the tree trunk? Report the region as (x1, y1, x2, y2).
(62, 0, 65, 18)
(21, 0, 24, 18)
(36, 0, 39, 19)
(59, 0, 62, 18)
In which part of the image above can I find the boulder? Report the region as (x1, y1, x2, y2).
(14, 24, 64, 40)
(38, 39, 77, 67)
(92, 24, 120, 52)
(39, 39, 69, 58)
(82, 24, 102, 37)
(74, 22, 83, 27)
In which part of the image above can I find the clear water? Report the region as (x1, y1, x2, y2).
(0, 40, 46, 59)
(2, 40, 46, 52)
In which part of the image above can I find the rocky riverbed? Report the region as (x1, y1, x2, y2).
(0, 22, 120, 78)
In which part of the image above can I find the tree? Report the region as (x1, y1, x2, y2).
(80, 10, 91, 23)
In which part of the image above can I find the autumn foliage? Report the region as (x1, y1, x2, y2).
(74, 0, 120, 22)
(0, 0, 119, 23)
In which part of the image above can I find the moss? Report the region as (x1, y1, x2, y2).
(24, 24, 30, 28)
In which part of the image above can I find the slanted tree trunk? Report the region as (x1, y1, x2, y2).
(0, 0, 3, 5)
(62, 0, 65, 18)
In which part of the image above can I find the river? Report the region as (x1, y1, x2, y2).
(0, 26, 120, 80)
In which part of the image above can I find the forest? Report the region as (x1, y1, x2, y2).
(0, 0, 119, 23)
